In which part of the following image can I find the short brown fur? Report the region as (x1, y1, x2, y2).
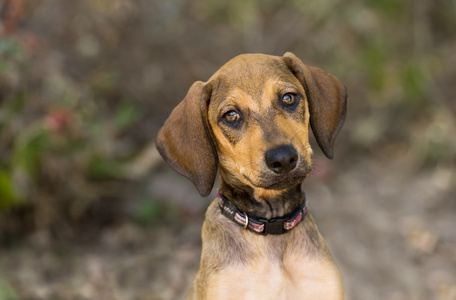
(156, 52, 347, 299)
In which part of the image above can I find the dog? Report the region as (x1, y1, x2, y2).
(156, 52, 347, 299)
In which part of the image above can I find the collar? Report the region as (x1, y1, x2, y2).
(217, 192, 308, 235)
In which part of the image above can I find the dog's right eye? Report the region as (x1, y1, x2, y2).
(281, 93, 298, 107)
(223, 110, 241, 124)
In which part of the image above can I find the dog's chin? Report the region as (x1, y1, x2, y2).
(243, 174, 307, 191)
(264, 175, 307, 190)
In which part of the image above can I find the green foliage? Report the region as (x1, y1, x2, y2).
(13, 128, 50, 178)
(87, 155, 125, 180)
(135, 198, 179, 226)
(369, 0, 404, 17)
(0, 170, 15, 210)
(361, 40, 388, 92)
(335, 0, 456, 163)
(0, 35, 142, 229)
(0, 0, 455, 236)
(114, 100, 142, 131)
(0, 39, 26, 76)
(0, 271, 17, 300)
(400, 60, 428, 103)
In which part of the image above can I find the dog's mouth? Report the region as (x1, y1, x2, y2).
(264, 175, 307, 189)
(242, 168, 310, 190)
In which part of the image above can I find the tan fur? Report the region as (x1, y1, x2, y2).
(156, 52, 347, 299)
(186, 202, 344, 300)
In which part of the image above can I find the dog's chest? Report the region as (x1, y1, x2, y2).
(205, 254, 343, 300)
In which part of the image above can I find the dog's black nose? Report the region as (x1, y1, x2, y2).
(265, 144, 298, 174)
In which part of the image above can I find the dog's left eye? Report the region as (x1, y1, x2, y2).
(223, 110, 241, 123)
(282, 93, 298, 106)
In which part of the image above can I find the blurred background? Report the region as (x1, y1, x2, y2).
(0, 0, 455, 299)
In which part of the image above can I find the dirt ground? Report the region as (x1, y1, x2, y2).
(1, 155, 455, 300)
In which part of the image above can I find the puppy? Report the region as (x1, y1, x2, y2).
(157, 52, 347, 299)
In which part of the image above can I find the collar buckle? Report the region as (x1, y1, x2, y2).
(262, 217, 286, 235)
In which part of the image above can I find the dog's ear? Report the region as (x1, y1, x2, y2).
(283, 52, 347, 159)
(156, 81, 217, 196)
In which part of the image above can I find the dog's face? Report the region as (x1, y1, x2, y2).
(156, 52, 347, 196)
(206, 54, 313, 190)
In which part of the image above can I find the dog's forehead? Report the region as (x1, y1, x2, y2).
(210, 54, 291, 83)
(208, 54, 300, 107)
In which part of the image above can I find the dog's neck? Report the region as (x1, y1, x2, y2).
(219, 180, 304, 220)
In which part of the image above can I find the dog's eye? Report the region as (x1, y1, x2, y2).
(282, 93, 297, 106)
(223, 110, 240, 123)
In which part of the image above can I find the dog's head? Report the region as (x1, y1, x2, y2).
(156, 52, 347, 196)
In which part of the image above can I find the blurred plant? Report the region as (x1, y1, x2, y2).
(339, 0, 456, 167)
(0, 270, 17, 300)
(0, 36, 143, 237)
(0, 0, 455, 239)
(135, 197, 180, 226)
(0, 39, 26, 77)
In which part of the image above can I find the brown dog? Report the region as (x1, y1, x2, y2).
(156, 52, 347, 299)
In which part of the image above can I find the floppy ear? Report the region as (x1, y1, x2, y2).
(156, 81, 217, 196)
(283, 52, 347, 159)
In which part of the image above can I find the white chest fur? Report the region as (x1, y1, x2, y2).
(205, 254, 343, 300)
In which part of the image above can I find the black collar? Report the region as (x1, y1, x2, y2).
(217, 192, 308, 235)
